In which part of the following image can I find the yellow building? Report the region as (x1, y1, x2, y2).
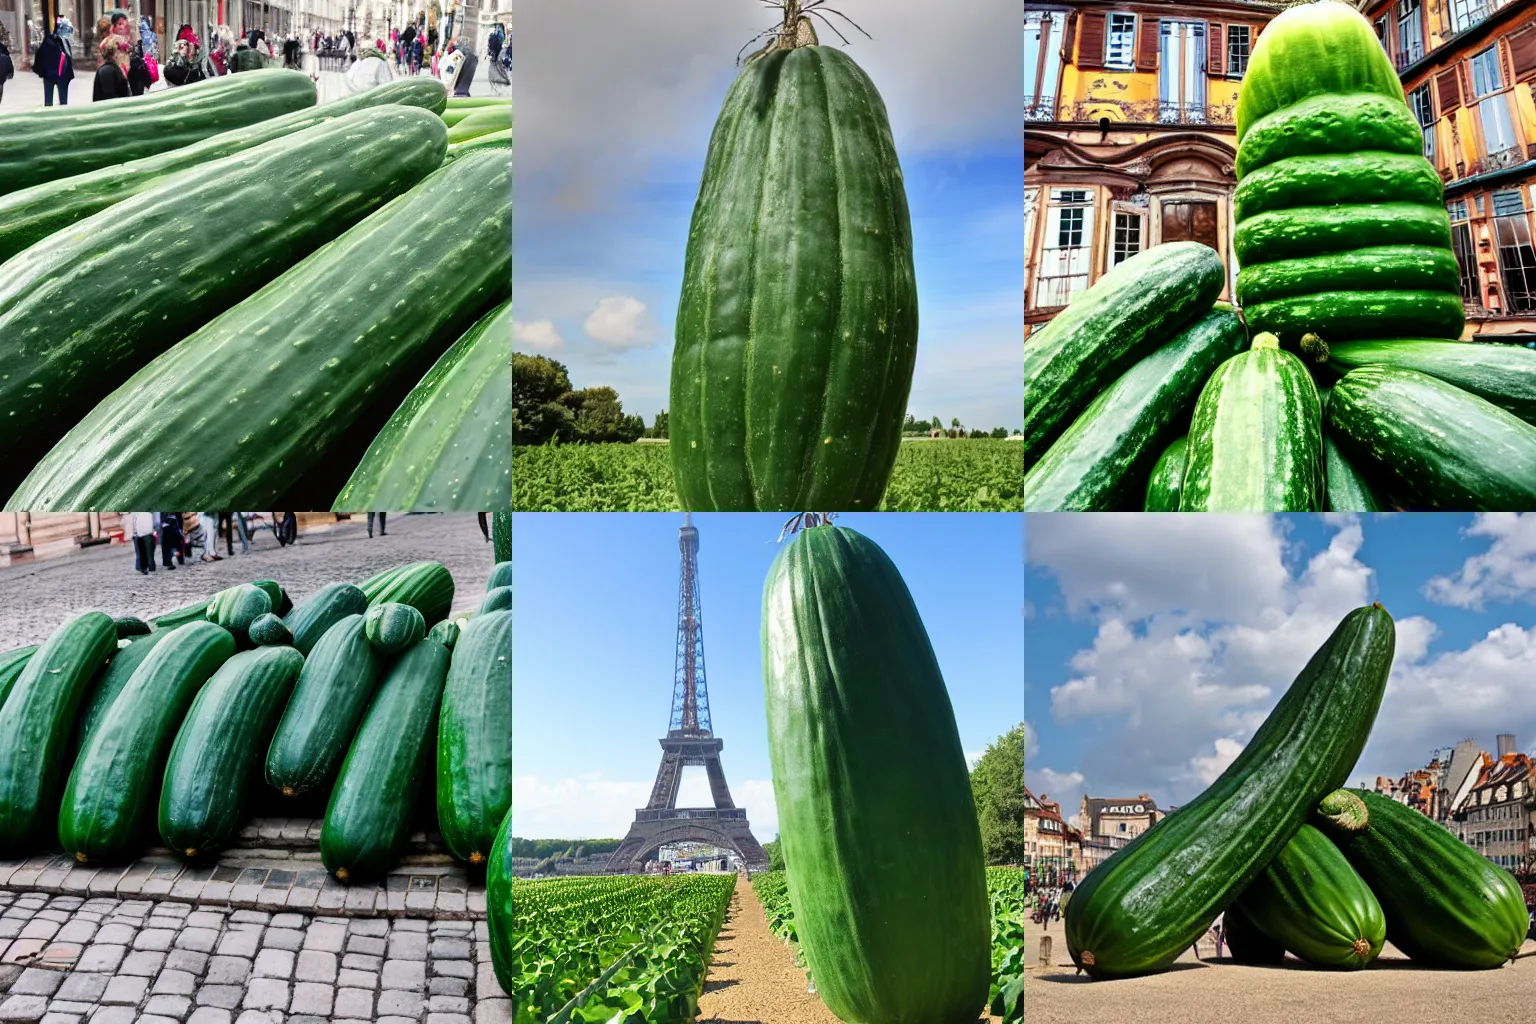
(1025, 0, 1287, 335)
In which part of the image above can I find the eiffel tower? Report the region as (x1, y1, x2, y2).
(607, 515, 769, 873)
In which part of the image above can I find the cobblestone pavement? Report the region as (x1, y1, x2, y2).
(0, 514, 498, 648)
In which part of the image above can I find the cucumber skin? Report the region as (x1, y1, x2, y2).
(0, 647, 39, 711)
(1235, 247, 1459, 308)
(1243, 290, 1465, 347)
(283, 583, 368, 656)
(1065, 605, 1395, 978)
(488, 561, 511, 590)
(1236, 93, 1422, 178)
(1233, 824, 1385, 969)
(1181, 346, 1324, 512)
(0, 612, 118, 855)
(1144, 437, 1188, 512)
(1328, 339, 1536, 426)
(359, 561, 455, 627)
(59, 621, 236, 863)
(1328, 365, 1536, 510)
(265, 614, 385, 797)
(487, 807, 513, 994)
(479, 586, 512, 614)
(73, 631, 172, 757)
(322, 639, 450, 882)
(159, 646, 304, 859)
(436, 610, 511, 864)
(248, 614, 294, 648)
(363, 603, 427, 655)
(1235, 203, 1452, 267)
(1324, 436, 1383, 513)
(1024, 309, 1245, 511)
(1234, 153, 1445, 222)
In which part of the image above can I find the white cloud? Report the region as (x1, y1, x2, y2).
(584, 295, 656, 350)
(513, 319, 566, 352)
(1424, 514, 1536, 609)
(1023, 720, 1039, 760)
(1025, 767, 1087, 817)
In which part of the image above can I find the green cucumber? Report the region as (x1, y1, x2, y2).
(444, 105, 511, 144)
(445, 128, 512, 161)
(0, 612, 117, 854)
(113, 617, 151, 639)
(283, 583, 369, 656)
(1233, 823, 1385, 969)
(427, 620, 461, 650)
(1235, 203, 1451, 267)
(1327, 339, 1536, 425)
(1235, 247, 1459, 309)
(1064, 604, 1395, 978)
(1024, 308, 1245, 511)
(364, 603, 427, 655)
(321, 638, 450, 881)
(492, 512, 511, 563)
(1320, 789, 1527, 968)
(73, 631, 171, 756)
(479, 586, 511, 614)
(248, 614, 294, 648)
(0, 647, 38, 711)
(265, 614, 385, 796)
(1328, 365, 1536, 510)
(1222, 903, 1285, 965)
(334, 298, 511, 512)
(1024, 242, 1224, 468)
(151, 580, 286, 631)
(763, 525, 989, 1018)
(487, 807, 513, 994)
(1235, 94, 1422, 179)
(1144, 437, 1188, 512)
(207, 584, 272, 641)
(59, 621, 236, 862)
(1243, 291, 1466, 347)
(436, 610, 511, 864)
(1181, 335, 1324, 512)
(1324, 436, 1383, 512)
(360, 562, 455, 626)
(488, 562, 511, 590)
(1233, 153, 1445, 222)
(0, 107, 449, 471)
(10, 148, 507, 509)
(159, 646, 304, 859)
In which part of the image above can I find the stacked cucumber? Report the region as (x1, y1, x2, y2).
(1025, 0, 1536, 511)
(0, 75, 510, 510)
(1065, 603, 1529, 978)
(0, 559, 511, 886)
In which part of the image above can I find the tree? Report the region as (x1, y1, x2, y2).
(990, 427, 1008, 439)
(649, 409, 669, 439)
(951, 417, 961, 429)
(513, 352, 576, 445)
(562, 387, 646, 444)
(971, 723, 1025, 865)
(763, 836, 786, 872)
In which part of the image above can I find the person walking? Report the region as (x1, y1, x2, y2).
(93, 36, 131, 101)
(343, 40, 392, 93)
(130, 512, 157, 574)
(159, 512, 185, 569)
(233, 512, 253, 554)
(0, 29, 14, 106)
(34, 22, 74, 106)
(367, 512, 387, 538)
(194, 511, 221, 561)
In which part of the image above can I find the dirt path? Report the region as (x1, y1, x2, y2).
(696, 878, 843, 1024)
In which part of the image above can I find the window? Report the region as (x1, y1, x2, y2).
(1408, 83, 1436, 164)
(1472, 46, 1521, 161)
(1106, 13, 1136, 70)
(1373, 14, 1388, 49)
(1158, 21, 1208, 123)
(1226, 25, 1251, 78)
(1025, 10, 1067, 121)
(1111, 211, 1143, 266)
(1449, 0, 1495, 32)
(1034, 188, 1097, 308)
(1493, 189, 1536, 313)
(1396, 0, 1424, 66)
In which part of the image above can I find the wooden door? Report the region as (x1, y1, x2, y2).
(1161, 200, 1219, 249)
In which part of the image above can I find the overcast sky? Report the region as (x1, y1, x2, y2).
(1026, 514, 1536, 823)
(513, 0, 1023, 430)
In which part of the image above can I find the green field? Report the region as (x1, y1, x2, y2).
(513, 439, 1024, 511)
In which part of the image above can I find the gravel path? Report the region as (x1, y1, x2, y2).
(695, 879, 841, 1024)
(0, 513, 497, 647)
(1025, 917, 1536, 1023)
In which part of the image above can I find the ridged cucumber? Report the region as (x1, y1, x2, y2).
(360, 561, 455, 626)
(436, 609, 511, 864)
(1143, 437, 1188, 512)
(487, 807, 512, 994)
(1327, 339, 1536, 426)
(283, 582, 368, 656)
(1324, 436, 1383, 513)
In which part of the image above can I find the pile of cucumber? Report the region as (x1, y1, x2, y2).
(1063, 603, 1530, 978)
(0, 74, 511, 510)
(0, 558, 512, 888)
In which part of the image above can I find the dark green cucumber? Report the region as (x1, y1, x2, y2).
(487, 806, 512, 993)
(1235, 247, 1459, 309)
(1235, 93, 1422, 178)
(0, 646, 38, 711)
(0, 612, 117, 854)
(207, 584, 272, 642)
(360, 561, 455, 626)
(492, 512, 511, 563)
(59, 621, 236, 862)
(113, 617, 151, 639)
(1223, 903, 1286, 965)
(159, 646, 304, 859)
(1234, 152, 1444, 222)
(1181, 335, 1324, 512)
(1324, 436, 1383, 512)
(73, 631, 171, 756)
(265, 614, 385, 796)
(1064, 604, 1395, 978)
(488, 561, 511, 590)
(364, 603, 427, 655)
(322, 638, 450, 881)
(1143, 437, 1188, 512)
(1024, 242, 1224, 468)
(1024, 308, 1245, 511)
(1233, 823, 1384, 969)
(1327, 339, 1536, 425)
(1235, 203, 1451, 267)
(1321, 789, 1527, 968)
(437, 609, 511, 864)
(1243, 290, 1465, 347)
(479, 586, 511, 614)
(427, 620, 461, 650)
(151, 580, 284, 630)
(283, 583, 369, 655)
(248, 614, 294, 648)
(1328, 365, 1536, 510)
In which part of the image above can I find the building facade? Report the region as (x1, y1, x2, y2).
(1023, 786, 1078, 885)
(1448, 735, 1536, 871)
(1025, 0, 1286, 336)
(1079, 793, 1164, 842)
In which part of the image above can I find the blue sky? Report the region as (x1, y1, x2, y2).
(513, 1, 1023, 433)
(1025, 514, 1536, 822)
(513, 512, 1024, 839)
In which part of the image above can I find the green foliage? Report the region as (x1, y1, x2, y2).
(563, 386, 645, 444)
(510, 836, 622, 859)
(971, 725, 1026, 866)
(513, 439, 1025, 511)
(647, 409, 669, 439)
(763, 837, 785, 872)
(513, 354, 646, 445)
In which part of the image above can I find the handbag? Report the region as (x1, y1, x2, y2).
(144, 53, 159, 83)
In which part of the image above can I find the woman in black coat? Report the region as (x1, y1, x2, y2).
(34, 28, 74, 106)
(93, 37, 131, 101)
(0, 35, 14, 106)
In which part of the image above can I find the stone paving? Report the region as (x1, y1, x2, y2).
(0, 514, 497, 648)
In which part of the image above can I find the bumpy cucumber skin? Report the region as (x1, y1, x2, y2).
(436, 611, 511, 865)
(1328, 339, 1536, 426)
(1143, 437, 1188, 512)
(487, 807, 513, 994)
(283, 582, 368, 656)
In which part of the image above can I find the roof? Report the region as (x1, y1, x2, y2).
(1082, 795, 1160, 816)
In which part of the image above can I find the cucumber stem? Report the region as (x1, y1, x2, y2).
(1316, 789, 1369, 832)
(1299, 332, 1330, 363)
(1251, 332, 1281, 352)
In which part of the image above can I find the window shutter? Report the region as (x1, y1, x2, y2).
(1209, 23, 1224, 78)
(1510, 25, 1536, 79)
(1078, 11, 1106, 70)
(1137, 17, 1160, 71)
(1436, 65, 1462, 114)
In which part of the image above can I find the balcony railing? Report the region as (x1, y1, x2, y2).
(1052, 98, 1236, 126)
(1465, 145, 1528, 177)
(1394, 41, 1425, 68)
(1025, 94, 1057, 122)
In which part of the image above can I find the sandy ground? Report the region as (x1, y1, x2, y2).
(1025, 917, 1536, 1024)
(695, 880, 843, 1024)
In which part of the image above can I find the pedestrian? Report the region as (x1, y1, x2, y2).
(487, 20, 503, 63)
(409, 34, 423, 75)
(159, 512, 185, 569)
(194, 511, 221, 561)
(1215, 915, 1226, 958)
(367, 512, 387, 538)
(477, 512, 490, 542)
(343, 40, 392, 93)
(129, 512, 157, 574)
(33, 21, 74, 106)
(93, 37, 131, 101)
(0, 28, 13, 106)
(233, 512, 253, 554)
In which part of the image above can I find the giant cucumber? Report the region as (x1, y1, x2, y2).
(437, 610, 511, 864)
